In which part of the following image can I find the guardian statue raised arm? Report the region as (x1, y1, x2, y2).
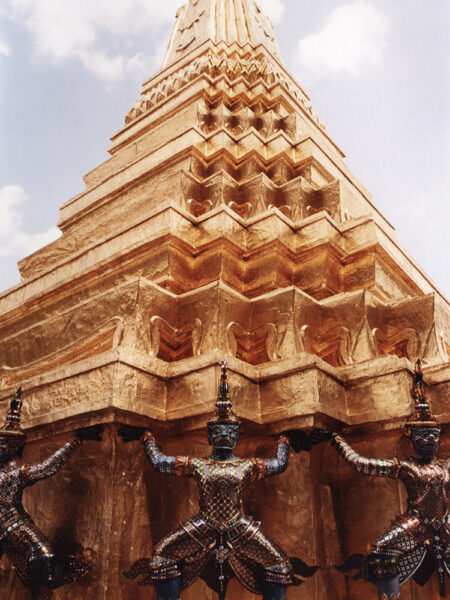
(119, 361, 324, 600)
(331, 360, 450, 600)
(0, 388, 103, 597)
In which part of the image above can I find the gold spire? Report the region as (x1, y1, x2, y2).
(162, 0, 283, 69)
(0, 388, 26, 439)
(405, 360, 439, 431)
(208, 360, 239, 424)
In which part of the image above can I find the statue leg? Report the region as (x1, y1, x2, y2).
(369, 552, 400, 600)
(27, 555, 67, 589)
(155, 576, 182, 600)
(125, 520, 212, 593)
(368, 518, 426, 600)
(5, 520, 86, 589)
(376, 575, 400, 599)
(231, 523, 297, 598)
(369, 547, 401, 600)
(262, 582, 287, 600)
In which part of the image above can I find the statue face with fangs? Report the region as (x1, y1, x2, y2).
(207, 422, 240, 451)
(0, 435, 23, 463)
(410, 426, 441, 461)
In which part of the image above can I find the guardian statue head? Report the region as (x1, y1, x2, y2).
(207, 362, 240, 451)
(0, 388, 26, 462)
(405, 360, 440, 460)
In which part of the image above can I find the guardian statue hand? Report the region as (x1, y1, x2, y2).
(75, 424, 104, 442)
(281, 428, 334, 453)
(118, 425, 149, 443)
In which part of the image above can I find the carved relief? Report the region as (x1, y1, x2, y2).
(350, 316, 380, 363)
(0, 316, 125, 387)
(366, 295, 450, 366)
(149, 316, 203, 361)
(197, 97, 299, 141)
(186, 197, 214, 217)
(162, 0, 284, 67)
(372, 327, 420, 362)
(421, 325, 449, 364)
(438, 331, 450, 361)
(175, 0, 205, 53)
(182, 169, 236, 217)
(227, 321, 280, 364)
(184, 150, 336, 220)
(253, 2, 277, 42)
(297, 323, 354, 366)
(226, 200, 254, 219)
(292, 292, 450, 368)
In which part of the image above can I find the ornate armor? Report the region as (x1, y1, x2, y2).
(0, 437, 86, 587)
(123, 362, 316, 598)
(334, 361, 449, 598)
(332, 434, 450, 585)
(0, 388, 102, 590)
(126, 432, 297, 593)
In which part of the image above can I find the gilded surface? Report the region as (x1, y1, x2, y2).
(162, 0, 284, 68)
(0, 0, 449, 597)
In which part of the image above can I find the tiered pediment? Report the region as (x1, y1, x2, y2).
(15, 197, 428, 307)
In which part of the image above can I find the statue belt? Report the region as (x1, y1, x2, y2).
(226, 516, 259, 543)
(200, 513, 243, 533)
(195, 513, 259, 542)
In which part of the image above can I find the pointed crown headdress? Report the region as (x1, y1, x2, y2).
(208, 361, 239, 425)
(0, 388, 26, 441)
(405, 360, 439, 432)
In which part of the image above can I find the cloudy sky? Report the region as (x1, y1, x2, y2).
(0, 0, 449, 298)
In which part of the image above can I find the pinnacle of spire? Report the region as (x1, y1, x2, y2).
(162, 0, 283, 69)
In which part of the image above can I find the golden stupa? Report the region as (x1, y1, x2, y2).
(0, 1, 449, 598)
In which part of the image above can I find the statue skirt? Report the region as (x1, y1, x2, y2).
(369, 511, 450, 584)
(124, 513, 314, 594)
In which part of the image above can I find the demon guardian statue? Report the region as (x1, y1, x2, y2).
(0, 388, 103, 598)
(120, 361, 320, 600)
(333, 361, 450, 599)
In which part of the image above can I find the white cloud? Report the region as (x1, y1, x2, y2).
(4, 0, 180, 82)
(257, 0, 285, 25)
(295, 1, 390, 84)
(3, 0, 286, 80)
(0, 185, 60, 261)
(0, 39, 10, 56)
